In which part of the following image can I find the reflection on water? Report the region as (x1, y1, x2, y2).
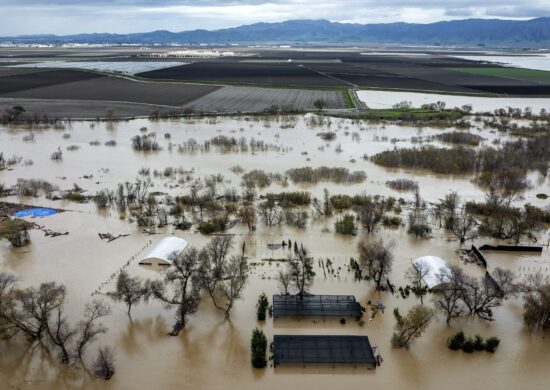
(0, 115, 549, 389)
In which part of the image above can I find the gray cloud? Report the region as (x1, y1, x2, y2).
(0, 0, 548, 35)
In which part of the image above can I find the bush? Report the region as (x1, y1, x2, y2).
(335, 214, 357, 235)
(251, 328, 267, 368)
(461, 338, 476, 353)
(256, 293, 269, 321)
(485, 337, 500, 353)
(447, 331, 465, 350)
(473, 335, 485, 351)
(197, 216, 227, 234)
(131, 135, 160, 151)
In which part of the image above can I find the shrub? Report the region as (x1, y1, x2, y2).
(485, 337, 500, 353)
(131, 135, 160, 151)
(386, 179, 418, 192)
(473, 335, 485, 351)
(461, 338, 475, 353)
(251, 328, 267, 368)
(198, 216, 227, 234)
(256, 293, 269, 321)
(51, 147, 63, 161)
(335, 214, 357, 235)
(447, 331, 465, 350)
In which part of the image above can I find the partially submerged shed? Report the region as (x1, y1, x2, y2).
(273, 335, 377, 368)
(272, 294, 363, 319)
(139, 236, 188, 265)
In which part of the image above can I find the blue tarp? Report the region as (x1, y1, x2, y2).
(14, 208, 57, 218)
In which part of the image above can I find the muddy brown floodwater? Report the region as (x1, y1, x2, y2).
(0, 114, 549, 389)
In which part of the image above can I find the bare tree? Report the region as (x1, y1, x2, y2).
(451, 210, 478, 245)
(93, 346, 115, 380)
(75, 300, 110, 362)
(432, 265, 466, 324)
(359, 199, 386, 234)
(259, 198, 282, 226)
(391, 305, 434, 348)
(285, 245, 315, 299)
(200, 238, 249, 319)
(277, 269, 291, 295)
(405, 260, 431, 304)
(108, 271, 148, 319)
(357, 237, 394, 290)
(238, 204, 257, 231)
(148, 248, 202, 335)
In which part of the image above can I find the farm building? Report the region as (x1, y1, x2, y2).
(413, 255, 451, 289)
(272, 294, 363, 318)
(273, 335, 377, 368)
(139, 237, 188, 265)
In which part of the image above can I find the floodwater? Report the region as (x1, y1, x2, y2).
(357, 90, 550, 113)
(449, 53, 550, 72)
(1, 114, 550, 389)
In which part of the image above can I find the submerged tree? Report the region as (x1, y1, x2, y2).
(357, 237, 394, 290)
(251, 327, 267, 368)
(0, 218, 31, 247)
(431, 265, 466, 324)
(405, 260, 431, 305)
(391, 305, 434, 348)
(93, 346, 116, 380)
(148, 247, 202, 335)
(108, 271, 148, 319)
(200, 237, 249, 319)
(519, 274, 550, 331)
(284, 245, 315, 299)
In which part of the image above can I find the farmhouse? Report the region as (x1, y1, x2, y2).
(139, 236, 188, 265)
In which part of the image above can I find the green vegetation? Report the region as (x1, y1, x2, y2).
(334, 214, 357, 235)
(256, 293, 269, 321)
(328, 108, 463, 121)
(0, 218, 32, 247)
(447, 331, 500, 353)
(265, 192, 311, 207)
(447, 67, 550, 83)
(250, 328, 268, 368)
(286, 166, 366, 184)
(435, 131, 483, 146)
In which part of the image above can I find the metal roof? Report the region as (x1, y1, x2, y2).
(273, 335, 376, 366)
(272, 294, 363, 318)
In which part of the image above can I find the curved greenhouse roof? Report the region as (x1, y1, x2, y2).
(140, 237, 188, 265)
(413, 255, 450, 289)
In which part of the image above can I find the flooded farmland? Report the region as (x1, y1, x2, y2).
(358, 90, 550, 113)
(1, 114, 550, 389)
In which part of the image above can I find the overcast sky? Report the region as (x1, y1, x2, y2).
(1, 0, 549, 36)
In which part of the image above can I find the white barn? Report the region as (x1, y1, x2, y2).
(139, 237, 189, 266)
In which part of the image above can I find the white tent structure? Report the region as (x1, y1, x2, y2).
(413, 256, 451, 289)
(140, 237, 189, 266)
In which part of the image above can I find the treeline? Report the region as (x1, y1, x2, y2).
(372, 133, 550, 190)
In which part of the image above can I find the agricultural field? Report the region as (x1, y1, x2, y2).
(137, 62, 347, 87)
(447, 67, 550, 83)
(0, 68, 221, 107)
(183, 86, 348, 112)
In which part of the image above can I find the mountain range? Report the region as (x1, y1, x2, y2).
(2, 18, 550, 47)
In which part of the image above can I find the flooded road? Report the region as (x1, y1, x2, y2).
(1, 115, 549, 389)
